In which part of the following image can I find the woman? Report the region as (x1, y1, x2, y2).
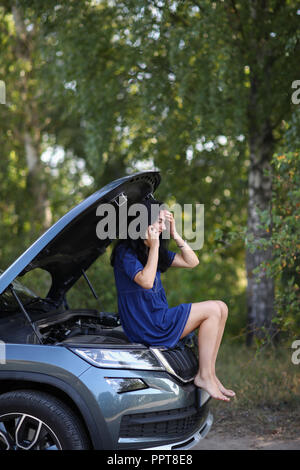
(110, 197, 235, 402)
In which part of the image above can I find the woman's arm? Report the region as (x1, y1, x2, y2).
(172, 233, 199, 268)
(134, 226, 159, 289)
(164, 211, 199, 268)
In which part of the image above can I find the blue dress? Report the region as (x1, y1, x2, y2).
(113, 244, 192, 348)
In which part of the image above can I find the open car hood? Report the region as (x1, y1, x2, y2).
(0, 171, 161, 305)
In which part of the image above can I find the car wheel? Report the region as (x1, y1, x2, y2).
(0, 390, 90, 450)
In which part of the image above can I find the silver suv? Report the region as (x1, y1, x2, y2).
(0, 171, 212, 450)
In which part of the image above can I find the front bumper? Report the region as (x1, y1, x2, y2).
(144, 411, 213, 450)
(78, 366, 212, 450)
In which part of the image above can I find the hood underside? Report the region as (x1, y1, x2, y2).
(0, 171, 161, 305)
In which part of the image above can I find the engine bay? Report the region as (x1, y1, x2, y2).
(35, 310, 126, 345)
(0, 306, 131, 346)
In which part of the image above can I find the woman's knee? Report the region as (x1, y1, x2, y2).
(200, 300, 222, 322)
(190, 300, 227, 327)
(210, 301, 223, 321)
(215, 300, 228, 320)
(189, 300, 221, 326)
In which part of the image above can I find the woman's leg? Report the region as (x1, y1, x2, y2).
(180, 300, 230, 402)
(212, 301, 235, 397)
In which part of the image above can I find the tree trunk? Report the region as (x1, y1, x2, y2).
(12, 4, 52, 234)
(24, 131, 52, 231)
(245, 116, 276, 346)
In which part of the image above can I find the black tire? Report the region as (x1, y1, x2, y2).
(0, 390, 90, 450)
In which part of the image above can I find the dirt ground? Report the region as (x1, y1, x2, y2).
(195, 405, 300, 450)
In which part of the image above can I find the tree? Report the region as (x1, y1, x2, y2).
(0, 2, 53, 234)
(246, 151, 300, 340)
(0, 0, 92, 270)
(2, 0, 299, 343)
(108, 0, 300, 344)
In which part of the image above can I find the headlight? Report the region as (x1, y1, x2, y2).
(70, 347, 165, 371)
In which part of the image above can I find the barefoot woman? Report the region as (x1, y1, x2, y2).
(111, 197, 235, 402)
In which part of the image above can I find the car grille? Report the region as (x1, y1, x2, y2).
(119, 404, 208, 439)
(156, 345, 198, 382)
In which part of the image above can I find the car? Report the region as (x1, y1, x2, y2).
(0, 170, 212, 450)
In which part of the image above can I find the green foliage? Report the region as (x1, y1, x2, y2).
(0, 0, 299, 346)
(213, 341, 300, 410)
(250, 152, 300, 338)
(66, 248, 118, 313)
(218, 152, 300, 339)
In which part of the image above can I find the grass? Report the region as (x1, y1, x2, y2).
(207, 340, 300, 439)
(213, 340, 300, 410)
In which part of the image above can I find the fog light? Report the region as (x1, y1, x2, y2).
(105, 377, 148, 394)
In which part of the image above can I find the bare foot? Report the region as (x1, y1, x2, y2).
(194, 374, 230, 402)
(215, 376, 235, 397)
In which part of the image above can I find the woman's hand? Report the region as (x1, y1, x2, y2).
(146, 225, 160, 248)
(136, 225, 160, 289)
(163, 210, 178, 239)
